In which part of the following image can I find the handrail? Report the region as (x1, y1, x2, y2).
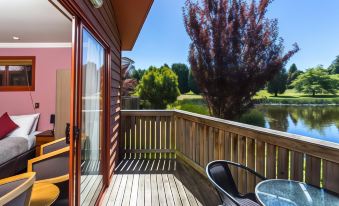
(120, 109, 339, 194)
(174, 109, 339, 164)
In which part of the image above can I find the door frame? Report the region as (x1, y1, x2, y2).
(57, 1, 111, 205)
(75, 22, 110, 206)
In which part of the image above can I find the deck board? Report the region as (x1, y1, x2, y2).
(80, 175, 103, 206)
(101, 158, 220, 206)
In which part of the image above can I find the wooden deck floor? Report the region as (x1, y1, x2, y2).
(81, 175, 103, 206)
(101, 158, 220, 206)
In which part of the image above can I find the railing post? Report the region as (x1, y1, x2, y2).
(171, 112, 176, 159)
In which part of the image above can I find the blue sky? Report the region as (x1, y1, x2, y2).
(123, 0, 339, 71)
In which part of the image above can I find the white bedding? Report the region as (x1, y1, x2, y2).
(27, 131, 41, 149)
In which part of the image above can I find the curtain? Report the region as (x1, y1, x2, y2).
(81, 29, 104, 173)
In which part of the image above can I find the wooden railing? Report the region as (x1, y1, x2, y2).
(121, 110, 339, 194)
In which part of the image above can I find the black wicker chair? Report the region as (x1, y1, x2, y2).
(206, 160, 267, 206)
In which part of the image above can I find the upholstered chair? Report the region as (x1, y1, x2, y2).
(28, 138, 69, 206)
(0, 172, 36, 206)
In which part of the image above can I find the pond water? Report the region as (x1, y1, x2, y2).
(255, 105, 339, 143)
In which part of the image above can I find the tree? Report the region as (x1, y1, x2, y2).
(137, 65, 180, 109)
(171, 63, 190, 94)
(131, 69, 146, 82)
(188, 69, 200, 94)
(292, 66, 338, 96)
(183, 0, 299, 120)
(328, 56, 339, 74)
(267, 68, 288, 97)
(287, 63, 303, 87)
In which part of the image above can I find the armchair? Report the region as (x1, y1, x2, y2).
(0, 172, 36, 206)
(28, 138, 69, 205)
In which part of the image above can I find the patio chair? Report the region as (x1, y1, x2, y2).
(28, 138, 69, 206)
(0, 172, 36, 206)
(206, 160, 267, 206)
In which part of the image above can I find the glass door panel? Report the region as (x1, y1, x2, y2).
(80, 28, 105, 204)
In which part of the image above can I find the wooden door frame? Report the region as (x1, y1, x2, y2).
(57, 1, 112, 206)
(77, 22, 110, 206)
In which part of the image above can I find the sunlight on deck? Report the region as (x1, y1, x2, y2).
(101, 159, 219, 206)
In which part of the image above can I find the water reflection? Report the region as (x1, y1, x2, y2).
(255, 105, 339, 143)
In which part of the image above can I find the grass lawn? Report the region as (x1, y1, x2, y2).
(170, 89, 339, 115)
(255, 89, 339, 104)
(169, 92, 209, 115)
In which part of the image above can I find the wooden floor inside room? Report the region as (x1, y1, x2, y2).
(101, 158, 220, 206)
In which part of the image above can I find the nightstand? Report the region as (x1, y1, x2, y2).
(35, 130, 55, 156)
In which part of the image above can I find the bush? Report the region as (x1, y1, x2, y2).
(238, 110, 265, 127)
(137, 66, 180, 109)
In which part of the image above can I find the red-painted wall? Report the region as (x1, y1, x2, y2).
(0, 48, 71, 131)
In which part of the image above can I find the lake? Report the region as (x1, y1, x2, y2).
(255, 105, 339, 143)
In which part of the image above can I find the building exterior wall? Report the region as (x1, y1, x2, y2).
(73, 0, 121, 181)
(60, 0, 122, 194)
(0, 48, 71, 131)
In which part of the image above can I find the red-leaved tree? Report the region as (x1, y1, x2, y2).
(183, 0, 299, 120)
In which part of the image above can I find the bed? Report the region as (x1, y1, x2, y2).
(0, 114, 40, 178)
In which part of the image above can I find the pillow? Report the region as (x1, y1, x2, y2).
(0, 113, 18, 139)
(30, 113, 40, 133)
(7, 114, 39, 138)
(11, 113, 40, 134)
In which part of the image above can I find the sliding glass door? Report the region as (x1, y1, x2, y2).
(79, 27, 106, 205)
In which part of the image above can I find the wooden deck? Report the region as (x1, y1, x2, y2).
(101, 158, 220, 206)
(81, 175, 103, 206)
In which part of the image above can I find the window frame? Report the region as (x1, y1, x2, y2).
(0, 56, 36, 92)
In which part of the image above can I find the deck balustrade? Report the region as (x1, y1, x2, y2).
(120, 110, 339, 194)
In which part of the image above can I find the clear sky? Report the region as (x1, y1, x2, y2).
(123, 0, 339, 71)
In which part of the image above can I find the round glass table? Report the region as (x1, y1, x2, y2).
(255, 179, 339, 206)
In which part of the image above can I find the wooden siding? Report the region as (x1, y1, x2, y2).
(66, 0, 122, 181)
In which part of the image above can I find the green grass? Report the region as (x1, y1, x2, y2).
(170, 89, 339, 116)
(254, 89, 339, 104)
(169, 93, 209, 115)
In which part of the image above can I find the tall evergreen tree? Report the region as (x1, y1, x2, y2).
(328, 56, 339, 74)
(183, 0, 299, 119)
(287, 63, 303, 88)
(171, 63, 190, 94)
(267, 68, 288, 97)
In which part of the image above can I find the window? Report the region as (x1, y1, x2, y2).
(0, 57, 35, 91)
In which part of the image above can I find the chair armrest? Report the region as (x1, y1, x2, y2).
(40, 137, 67, 155)
(0, 172, 36, 206)
(35, 175, 69, 184)
(28, 147, 69, 183)
(223, 160, 267, 180)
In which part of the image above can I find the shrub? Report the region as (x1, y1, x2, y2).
(238, 110, 265, 127)
(137, 66, 180, 109)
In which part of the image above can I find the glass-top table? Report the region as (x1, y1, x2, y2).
(255, 179, 339, 206)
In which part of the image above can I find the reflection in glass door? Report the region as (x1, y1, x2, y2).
(80, 28, 105, 204)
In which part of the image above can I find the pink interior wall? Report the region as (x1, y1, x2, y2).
(0, 48, 71, 131)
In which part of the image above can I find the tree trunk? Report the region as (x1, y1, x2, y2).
(312, 91, 315, 97)
(275, 92, 278, 97)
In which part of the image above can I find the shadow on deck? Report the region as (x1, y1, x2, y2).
(101, 158, 220, 206)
